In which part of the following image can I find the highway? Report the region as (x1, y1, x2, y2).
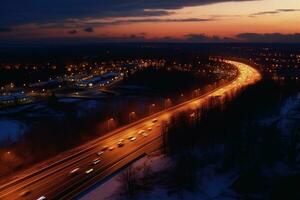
(0, 60, 261, 200)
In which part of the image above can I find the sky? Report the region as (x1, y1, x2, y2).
(0, 0, 300, 43)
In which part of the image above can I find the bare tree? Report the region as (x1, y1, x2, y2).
(118, 166, 140, 198)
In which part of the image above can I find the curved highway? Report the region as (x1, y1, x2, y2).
(0, 60, 261, 200)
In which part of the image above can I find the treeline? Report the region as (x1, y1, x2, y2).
(159, 80, 300, 199)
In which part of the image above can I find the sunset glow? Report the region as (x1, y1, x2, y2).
(0, 0, 300, 43)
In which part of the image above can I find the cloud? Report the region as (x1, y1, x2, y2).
(185, 34, 222, 42)
(250, 8, 300, 17)
(1, 32, 300, 44)
(181, 33, 300, 43)
(12, 17, 216, 31)
(236, 33, 300, 43)
(0, 0, 256, 28)
(84, 27, 94, 32)
(68, 29, 77, 34)
(95, 17, 215, 26)
(184, 34, 236, 42)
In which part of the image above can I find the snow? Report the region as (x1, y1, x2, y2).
(260, 95, 300, 134)
(76, 100, 101, 118)
(79, 100, 100, 111)
(59, 98, 81, 103)
(199, 166, 237, 199)
(79, 151, 237, 200)
(79, 173, 121, 200)
(0, 104, 34, 115)
(280, 96, 299, 116)
(102, 72, 119, 79)
(0, 120, 26, 144)
(277, 96, 300, 134)
(79, 153, 170, 200)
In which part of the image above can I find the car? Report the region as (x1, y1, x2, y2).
(93, 158, 101, 165)
(70, 168, 80, 175)
(101, 146, 108, 151)
(19, 190, 31, 197)
(142, 132, 148, 137)
(97, 151, 104, 156)
(128, 135, 134, 140)
(37, 196, 47, 200)
(85, 168, 94, 174)
(148, 127, 152, 131)
(117, 142, 124, 147)
(130, 137, 136, 141)
(118, 139, 125, 143)
(108, 146, 115, 151)
(190, 113, 196, 118)
(138, 130, 145, 135)
(152, 119, 158, 123)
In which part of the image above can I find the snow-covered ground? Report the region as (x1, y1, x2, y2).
(77, 100, 101, 117)
(277, 95, 300, 134)
(59, 98, 82, 103)
(0, 120, 26, 144)
(79, 153, 171, 200)
(261, 93, 300, 134)
(79, 150, 238, 200)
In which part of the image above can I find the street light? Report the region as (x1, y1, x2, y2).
(129, 111, 136, 123)
(149, 104, 156, 114)
(164, 98, 172, 109)
(107, 118, 114, 131)
(180, 93, 185, 102)
(193, 89, 200, 98)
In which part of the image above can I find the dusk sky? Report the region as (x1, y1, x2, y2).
(1, 0, 300, 43)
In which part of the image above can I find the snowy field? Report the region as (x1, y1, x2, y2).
(0, 120, 26, 144)
(79, 150, 238, 200)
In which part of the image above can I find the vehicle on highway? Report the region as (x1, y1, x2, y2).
(108, 146, 115, 151)
(118, 139, 125, 142)
(93, 158, 101, 165)
(101, 146, 108, 151)
(138, 130, 145, 135)
(152, 119, 158, 123)
(37, 196, 47, 200)
(130, 137, 136, 141)
(128, 135, 134, 139)
(85, 168, 94, 174)
(97, 151, 104, 156)
(148, 127, 152, 131)
(70, 168, 80, 175)
(19, 190, 31, 197)
(117, 141, 124, 147)
(142, 132, 148, 137)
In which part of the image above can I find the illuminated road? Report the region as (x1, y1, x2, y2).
(0, 60, 261, 200)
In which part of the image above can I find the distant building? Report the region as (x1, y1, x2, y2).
(76, 72, 121, 88)
(0, 93, 32, 107)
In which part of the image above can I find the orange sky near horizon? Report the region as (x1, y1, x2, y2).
(2, 0, 300, 41)
(100, 0, 300, 39)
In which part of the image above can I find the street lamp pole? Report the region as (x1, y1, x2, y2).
(149, 104, 156, 114)
(107, 118, 114, 131)
(129, 111, 136, 123)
